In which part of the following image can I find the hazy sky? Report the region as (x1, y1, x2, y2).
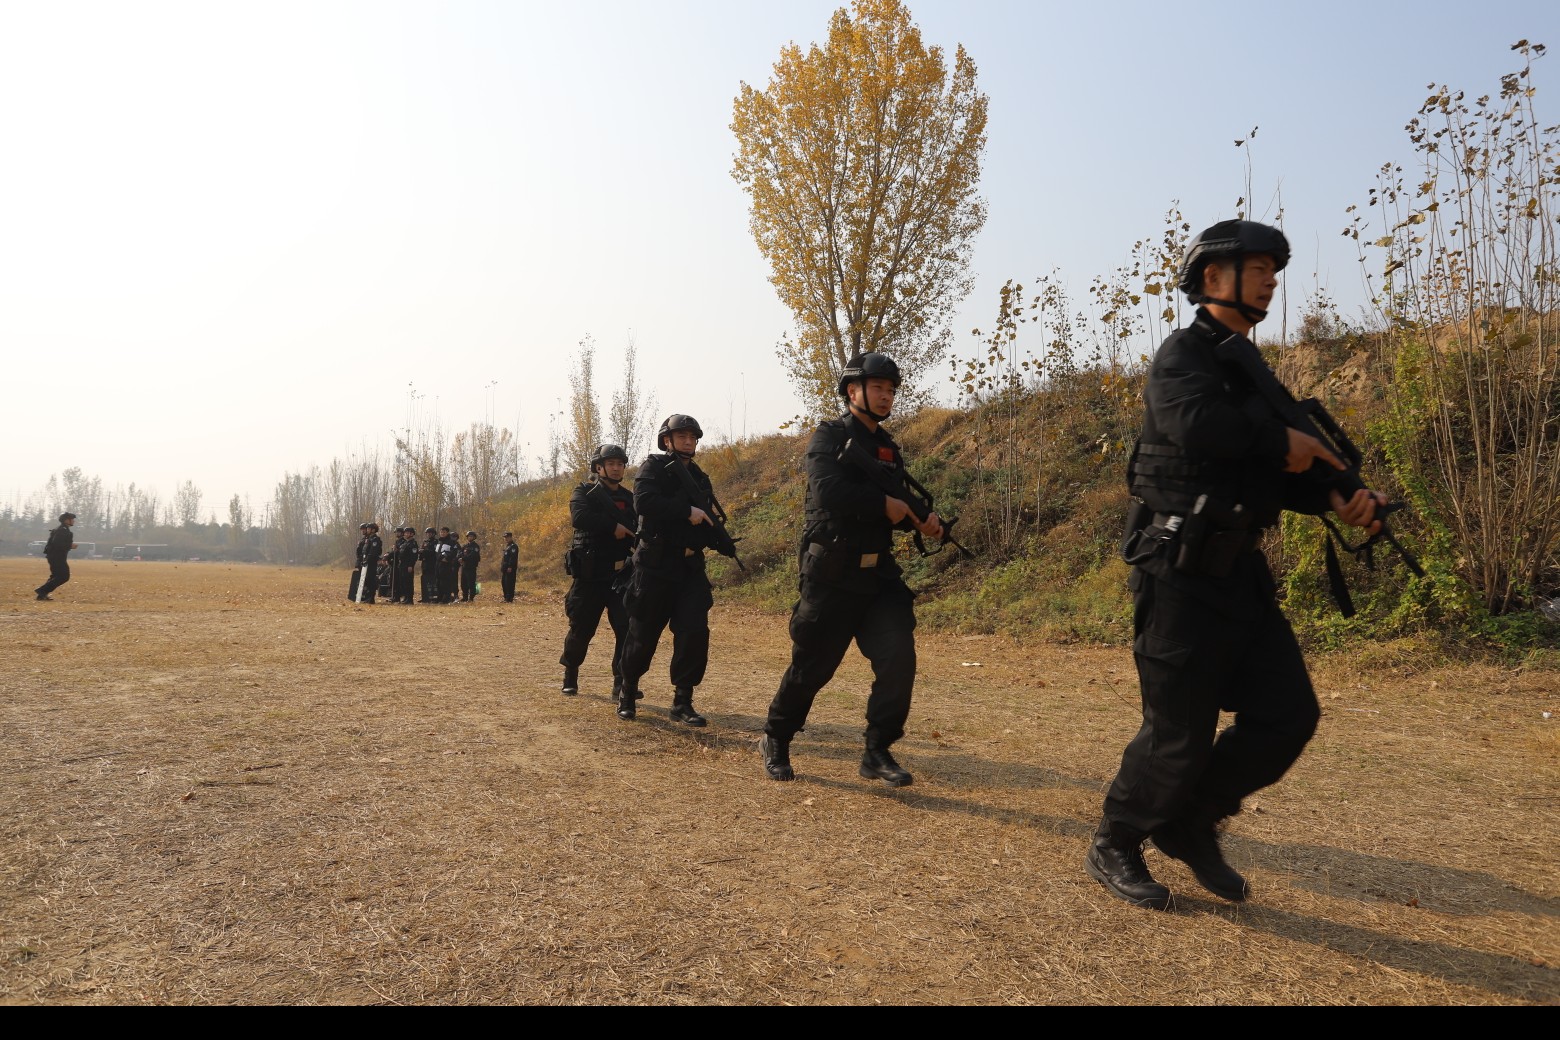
(3, 1, 1551, 519)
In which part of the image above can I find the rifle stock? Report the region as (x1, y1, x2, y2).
(837, 437, 975, 560)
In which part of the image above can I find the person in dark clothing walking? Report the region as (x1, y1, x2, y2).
(459, 531, 481, 602)
(616, 415, 725, 726)
(500, 531, 520, 603)
(760, 353, 944, 789)
(1085, 220, 1387, 911)
(35, 512, 79, 601)
(558, 443, 636, 698)
(420, 527, 439, 603)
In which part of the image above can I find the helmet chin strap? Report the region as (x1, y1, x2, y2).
(849, 383, 891, 423)
(1200, 296, 1269, 324)
(1198, 259, 1268, 324)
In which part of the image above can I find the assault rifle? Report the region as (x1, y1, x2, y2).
(1211, 329, 1424, 617)
(666, 458, 745, 570)
(837, 437, 975, 560)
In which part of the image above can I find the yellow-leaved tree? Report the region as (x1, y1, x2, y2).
(731, 0, 987, 420)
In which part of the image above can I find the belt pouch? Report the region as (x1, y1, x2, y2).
(802, 541, 848, 582)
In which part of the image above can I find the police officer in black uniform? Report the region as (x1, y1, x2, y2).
(459, 531, 481, 602)
(760, 353, 944, 788)
(349, 522, 371, 600)
(500, 531, 520, 603)
(359, 523, 383, 603)
(1086, 220, 1387, 910)
(395, 526, 419, 604)
(616, 415, 722, 726)
(35, 512, 79, 601)
(386, 527, 405, 602)
(436, 527, 460, 603)
(558, 443, 637, 698)
(420, 526, 439, 602)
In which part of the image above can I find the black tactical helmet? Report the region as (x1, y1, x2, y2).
(60, 512, 76, 522)
(589, 443, 630, 470)
(359, 522, 371, 530)
(466, 531, 477, 538)
(1177, 220, 1290, 297)
(425, 526, 436, 534)
(837, 351, 902, 397)
(656, 414, 703, 452)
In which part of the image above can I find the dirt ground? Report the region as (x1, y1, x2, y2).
(1, 558, 1556, 1005)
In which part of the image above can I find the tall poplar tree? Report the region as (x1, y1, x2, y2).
(731, 0, 987, 419)
(566, 335, 603, 475)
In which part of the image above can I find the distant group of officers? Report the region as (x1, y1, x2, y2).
(327, 220, 1396, 913)
(348, 523, 519, 605)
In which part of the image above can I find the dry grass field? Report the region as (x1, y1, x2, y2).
(2, 557, 1556, 1005)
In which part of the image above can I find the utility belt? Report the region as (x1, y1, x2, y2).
(565, 546, 631, 578)
(634, 538, 702, 569)
(1123, 494, 1259, 578)
(801, 539, 885, 582)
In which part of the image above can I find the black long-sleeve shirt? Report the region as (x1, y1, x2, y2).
(1133, 309, 1334, 527)
(633, 454, 717, 554)
(569, 479, 636, 561)
(799, 413, 909, 592)
(44, 524, 74, 560)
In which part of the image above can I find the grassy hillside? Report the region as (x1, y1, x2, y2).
(497, 386, 1142, 648)
(494, 338, 1558, 665)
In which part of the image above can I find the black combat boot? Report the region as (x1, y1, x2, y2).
(669, 686, 707, 727)
(561, 667, 579, 697)
(616, 689, 637, 720)
(859, 745, 912, 787)
(761, 734, 794, 781)
(1151, 816, 1248, 902)
(1086, 834, 1173, 910)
